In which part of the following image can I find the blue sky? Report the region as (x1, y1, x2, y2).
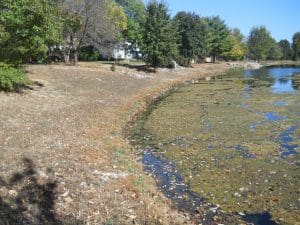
(143, 0, 300, 42)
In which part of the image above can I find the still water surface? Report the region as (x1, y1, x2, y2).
(129, 66, 300, 225)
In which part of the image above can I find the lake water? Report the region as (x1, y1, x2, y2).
(129, 66, 300, 225)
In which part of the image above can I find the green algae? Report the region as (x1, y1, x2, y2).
(137, 69, 300, 225)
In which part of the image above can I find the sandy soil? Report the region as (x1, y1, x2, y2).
(0, 62, 230, 225)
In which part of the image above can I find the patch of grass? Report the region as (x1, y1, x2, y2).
(114, 148, 125, 161)
(0, 63, 30, 92)
(295, 127, 300, 137)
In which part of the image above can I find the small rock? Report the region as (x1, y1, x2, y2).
(80, 181, 88, 189)
(238, 212, 246, 216)
(61, 190, 69, 197)
(39, 171, 47, 178)
(92, 170, 101, 175)
(126, 214, 137, 219)
(234, 192, 241, 197)
(8, 190, 17, 197)
(65, 197, 72, 203)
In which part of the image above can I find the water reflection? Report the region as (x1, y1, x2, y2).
(272, 79, 295, 93)
(130, 65, 300, 225)
(244, 66, 300, 94)
(265, 112, 287, 122)
(279, 126, 299, 158)
(273, 101, 286, 106)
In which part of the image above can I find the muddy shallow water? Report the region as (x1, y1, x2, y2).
(129, 67, 300, 225)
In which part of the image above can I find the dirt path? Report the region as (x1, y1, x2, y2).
(0, 62, 230, 224)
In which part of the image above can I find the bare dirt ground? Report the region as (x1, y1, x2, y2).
(0, 62, 230, 225)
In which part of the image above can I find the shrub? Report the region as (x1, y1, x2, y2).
(79, 46, 101, 61)
(0, 63, 30, 92)
(110, 64, 116, 72)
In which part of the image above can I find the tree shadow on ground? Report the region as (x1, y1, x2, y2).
(117, 63, 157, 73)
(0, 158, 82, 225)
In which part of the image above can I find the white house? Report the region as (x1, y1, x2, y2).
(112, 41, 142, 60)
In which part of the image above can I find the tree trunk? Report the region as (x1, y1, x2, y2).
(73, 51, 78, 66)
(212, 54, 216, 63)
(64, 48, 70, 64)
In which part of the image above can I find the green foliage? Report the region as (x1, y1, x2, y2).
(111, 64, 116, 72)
(174, 12, 211, 65)
(107, 1, 128, 31)
(278, 39, 292, 60)
(115, 0, 145, 23)
(228, 28, 246, 60)
(247, 26, 272, 61)
(79, 46, 100, 61)
(122, 18, 142, 44)
(62, 13, 82, 36)
(0, 24, 10, 45)
(221, 34, 245, 61)
(115, 0, 145, 48)
(206, 16, 231, 62)
(267, 38, 282, 60)
(0, 63, 30, 92)
(292, 32, 300, 60)
(0, 0, 62, 64)
(231, 28, 244, 43)
(141, 1, 178, 68)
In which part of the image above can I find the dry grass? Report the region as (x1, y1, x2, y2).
(0, 62, 230, 224)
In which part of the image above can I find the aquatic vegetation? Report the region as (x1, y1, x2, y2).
(131, 67, 300, 225)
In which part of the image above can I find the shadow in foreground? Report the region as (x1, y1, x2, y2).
(0, 158, 82, 225)
(243, 212, 278, 225)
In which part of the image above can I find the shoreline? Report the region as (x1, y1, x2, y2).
(0, 62, 231, 224)
(126, 63, 300, 225)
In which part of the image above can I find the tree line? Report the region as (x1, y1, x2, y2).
(141, 1, 300, 67)
(0, 0, 300, 69)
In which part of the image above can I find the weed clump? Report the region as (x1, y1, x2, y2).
(111, 64, 116, 72)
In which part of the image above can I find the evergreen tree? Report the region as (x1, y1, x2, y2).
(278, 39, 292, 60)
(174, 11, 210, 65)
(292, 32, 300, 61)
(141, 0, 178, 68)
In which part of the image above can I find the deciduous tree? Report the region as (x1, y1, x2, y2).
(278, 39, 292, 60)
(0, 0, 61, 64)
(206, 16, 230, 62)
(221, 34, 245, 60)
(267, 38, 282, 60)
(115, 0, 145, 51)
(247, 26, 272, 61)
(61, 0, 127, 64)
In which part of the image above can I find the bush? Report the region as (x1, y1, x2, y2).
(175, 56, 190, 67)
(110, 64, 116, 72)
(0, 63, 30, 92)
(79, 46, 100, 61)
